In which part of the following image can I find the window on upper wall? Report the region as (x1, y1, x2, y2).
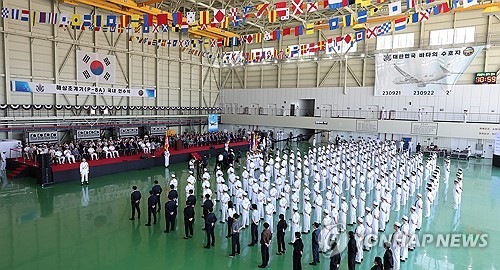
(454, 27, 475, 44)
(376, 33, 415, 50)
(325, 41, 357, 55)
(250, 47, 275, 61)
(429, 27, 475, 46)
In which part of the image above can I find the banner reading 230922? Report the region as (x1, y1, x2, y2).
(375, 46, 483, 96)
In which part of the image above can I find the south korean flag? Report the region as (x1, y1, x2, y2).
(77, 50, 115, 84)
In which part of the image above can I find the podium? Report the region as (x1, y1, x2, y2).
(36, 154, 54, 186)
(175, 139, 183, 150)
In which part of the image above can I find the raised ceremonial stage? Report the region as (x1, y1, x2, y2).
(10, 141, 249, 184)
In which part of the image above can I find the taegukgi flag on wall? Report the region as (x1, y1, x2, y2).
(77, 50, 116, 84)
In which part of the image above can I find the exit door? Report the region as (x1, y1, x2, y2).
(366, 105, 379, 119)
(320, 104, 332, 117)
(268, 104, 277, 116)
(420, 106, 434, 122)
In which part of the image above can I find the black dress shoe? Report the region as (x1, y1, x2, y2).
(258, 265, 266, 268)
(164, 230, 169, 233)
(309, 262, 317, 265)
(183, 237, 189, 239)
(204, 246, 210, 249)
(248, 243, 255, 247)
(228, 254, 235, 257)
(145, 224, 151, 226)
(129, 218, 135, 220)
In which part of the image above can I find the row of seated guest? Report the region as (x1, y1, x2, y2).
(22, 136, 161, 165)
(22, 131, 246, 165)
(167, 130, 246, 149)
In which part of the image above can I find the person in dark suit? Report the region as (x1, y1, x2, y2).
(416, 143, 422, 153)
(187, 189, 196, 207)
(249, 204, 259, 246)
(347, 231, 358, 270)
(330, 241, 341, 270)
(164, 197, 177, 233)
(371, 257, 383, 270)
(183, 200, 195, 239)
(383, 242, 394, 270)
(203, 194, 213, 219)
(276, 214, 287, 255)
(167, 184, 178, 201)
(204, 207, 217, 248)
(309, 222, 320, 265)
(292, 232, 304, 270)
(130, 186, 141, 220)
(152, 180, 163, 212)
(145, 190, 157, 226)
(228, 213, 243, 257)
(258, 222, 272, 268)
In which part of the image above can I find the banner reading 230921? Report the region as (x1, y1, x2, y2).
(375, 46, 483, 96)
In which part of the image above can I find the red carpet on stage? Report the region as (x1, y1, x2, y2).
(15, 141, 249, 172)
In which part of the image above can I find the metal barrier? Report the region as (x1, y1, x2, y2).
(222, 107, 500, 124)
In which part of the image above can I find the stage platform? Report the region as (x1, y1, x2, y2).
(8, 141, 249, 184)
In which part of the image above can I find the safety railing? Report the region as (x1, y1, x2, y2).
(222, 107, 500, 124)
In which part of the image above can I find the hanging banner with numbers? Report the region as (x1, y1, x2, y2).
(375, 46, 484, 96)
(77, 50, 116, 84)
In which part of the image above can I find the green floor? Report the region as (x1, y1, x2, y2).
(1, 154, 500, 270)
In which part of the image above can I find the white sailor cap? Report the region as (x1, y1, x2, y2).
(365, 207, 371, 212)
(357, 217, 363, 223)
(394, 222, 401, 227)
(402, 215, 408, 221)
(293, 206, 298, 211)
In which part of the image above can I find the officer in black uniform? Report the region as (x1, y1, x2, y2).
(130, 185, 141, 220)
(202, 194, 214, 219)
(152, 180, 163, 212)
(145, 190, 157, 226)
(183, 200, 195, 239)
(204, 207, 217, 248)
(187, 189, 197, 207)
(167, 184, 178, 201)
(164, 197, 178, 233)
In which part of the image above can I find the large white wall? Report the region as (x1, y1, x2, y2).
(222, 84, 500, 116)
(0, 0, 220, 107)
(220, 115, 497, 157)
